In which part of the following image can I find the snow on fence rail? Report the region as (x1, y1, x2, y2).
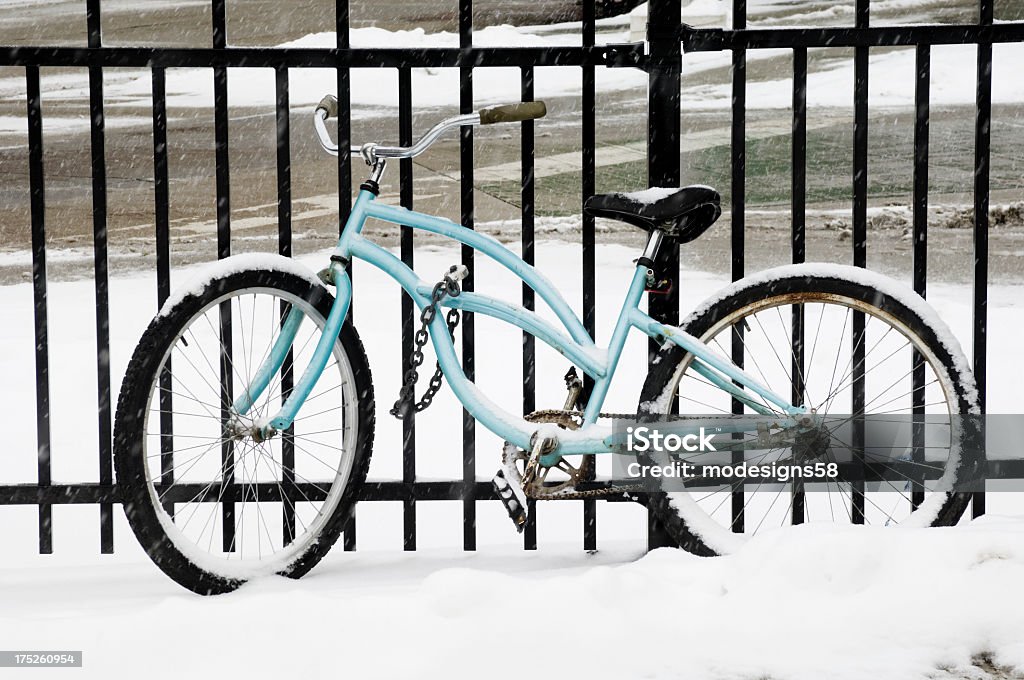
(0, 0, 1018, 555)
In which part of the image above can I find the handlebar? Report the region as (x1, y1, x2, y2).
(313, 94, 546, 161)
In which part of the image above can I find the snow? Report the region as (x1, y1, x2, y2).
(665, 489, 747, 554)
(629, 0, 733, 42)
(683, 263, 980, 413)
(3, 523, 1024, 678)
(116, 39, 1021, 113)
(609, 185, 720, 206)
(157, 253, 327, 317)
(152, 499, 321, 581)
(0, 114, 153, 135)
(1, 240, 1023, 677)
(3, 0, 209, 9)
(681, 42, 1024, 110)
(496, 452, 529, 517)
(613, 186, 682, 205)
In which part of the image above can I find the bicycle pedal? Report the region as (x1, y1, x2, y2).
(492, 470, 528, 533)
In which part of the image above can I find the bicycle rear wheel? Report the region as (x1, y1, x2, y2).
(638, 264, 980, 555)
(114, 266, 374, 594)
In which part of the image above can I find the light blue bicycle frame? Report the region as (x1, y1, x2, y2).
(235, 187, 807, 465)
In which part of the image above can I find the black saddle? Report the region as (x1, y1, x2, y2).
(584, 185, 721, 243)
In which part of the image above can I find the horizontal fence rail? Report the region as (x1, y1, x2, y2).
(681, 23, 1024, 50)
(0, 45, 639, 68)
(1, 0, 1020, 554)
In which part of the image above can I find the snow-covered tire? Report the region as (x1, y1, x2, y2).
(114, 267, 374, 594)
(637, 264, 980, 556)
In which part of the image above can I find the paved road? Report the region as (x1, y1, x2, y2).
(1, 0, 1022, 285)
(0, 0, 587, 47)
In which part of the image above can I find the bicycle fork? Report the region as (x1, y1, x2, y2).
(229, 258, 352, 437)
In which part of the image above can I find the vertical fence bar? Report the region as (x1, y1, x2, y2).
(521, 65, 538, 550)
(275, 67, 292, 255)
(646, 0, 682, 550)
(86, 0, 114, 553)
(459, 0, 477, 552)
(335, 0, 357, 551)
(729, 0, 747, 534)
(850, 0, 870, 524)
(581, 0, 597, 553)
(211, 0, 236, 551)
(276, 69, 291, 257)
(791, 49, 807, 266)
(398, 66, 417, 551)
(26, 65, 52, 554)
(212, 0, 229, 260)
(153, 67, 170, 306)
(911, 44, 930, 511)
(973, 0, 993, 518)
(790, 46, 807, 525)
(153, 66, 175, 518)
(336, 0, 353, 236)
(852, 6, 869, 268)
(275, 65, 297, 544)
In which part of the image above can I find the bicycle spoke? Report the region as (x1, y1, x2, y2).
(821, 327, 902, 412)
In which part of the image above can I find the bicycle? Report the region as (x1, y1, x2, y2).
(113, 96, 981, 594)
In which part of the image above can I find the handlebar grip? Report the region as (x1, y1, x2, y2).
(478, 101, 547, 125)
(317, 94, 339, 119)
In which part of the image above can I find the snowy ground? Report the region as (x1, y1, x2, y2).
(1, 240, 1024, 678)
(3, 523, 1024, 680)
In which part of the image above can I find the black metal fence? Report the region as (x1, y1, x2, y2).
(1, 0, 1020, 555)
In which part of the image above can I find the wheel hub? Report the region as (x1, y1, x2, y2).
(224, 415, 277, 444)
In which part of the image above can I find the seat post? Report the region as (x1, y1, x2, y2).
(640, 229, 665, 264)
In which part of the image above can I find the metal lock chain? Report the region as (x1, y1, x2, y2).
(390, 265, 467, 419)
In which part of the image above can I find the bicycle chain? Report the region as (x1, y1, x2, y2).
(390, 269, 463, 420)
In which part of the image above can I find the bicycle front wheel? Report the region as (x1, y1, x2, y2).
(114, 265, 374, 594)
(638, 264, 980, 556)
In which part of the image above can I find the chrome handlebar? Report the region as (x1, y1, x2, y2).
(313, 94, 546, 163)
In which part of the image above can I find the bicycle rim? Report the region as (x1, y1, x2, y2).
(658, 292, 963, 546)
(141, 287, 359, 579)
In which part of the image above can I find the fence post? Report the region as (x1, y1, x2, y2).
(972, 0, 993, 518)
(459, 0, 477, 552)
(646, 0, 683, 551)
(85, 0, 114, 555)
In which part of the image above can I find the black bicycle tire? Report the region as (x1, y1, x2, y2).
(637, 268, 980, 556)
(113, 269, 374, 594)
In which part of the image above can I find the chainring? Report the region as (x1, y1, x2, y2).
(502, 410, 594, 499)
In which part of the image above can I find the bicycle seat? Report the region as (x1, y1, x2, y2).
(584, 185, 721, 243)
